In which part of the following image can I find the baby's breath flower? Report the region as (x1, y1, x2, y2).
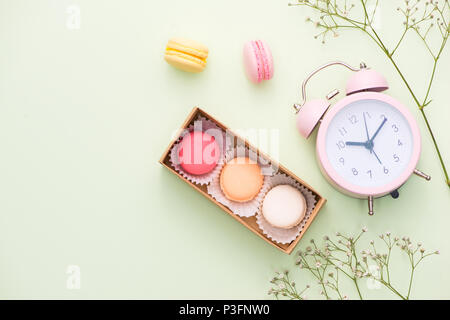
(270, 229, 438, 300)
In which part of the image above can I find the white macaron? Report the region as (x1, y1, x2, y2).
(262, 185, 306, 229)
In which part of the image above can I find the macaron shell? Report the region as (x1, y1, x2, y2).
(243, 41, 262, 83)
(262, 185, 306, 229)
(164, 52, 206, 73)
(220, 157, 263, 202)
(179, 131, 220, 175)
(166, 38, 209, 58)
(258, 40, 273, 80)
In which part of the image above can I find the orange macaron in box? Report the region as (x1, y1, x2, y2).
(160, 107, 326, 254)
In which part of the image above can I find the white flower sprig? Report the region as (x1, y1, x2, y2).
(268, 270, 310, 300)
(268, 227, 439, 300)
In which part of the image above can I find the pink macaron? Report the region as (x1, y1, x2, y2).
(178, 131, 221, 175)
(243, 40, 274, 83)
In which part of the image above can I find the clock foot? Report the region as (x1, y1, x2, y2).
(390, 189, 399, 199)
(368, 196, 374, 216)
(413, 169, 431, 181)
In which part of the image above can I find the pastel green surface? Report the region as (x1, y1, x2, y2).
(0, 0, 449, 299)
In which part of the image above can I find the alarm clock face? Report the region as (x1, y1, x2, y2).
(317, 92, 421, 197)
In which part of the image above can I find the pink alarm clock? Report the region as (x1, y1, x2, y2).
(294, 61, 431, 215)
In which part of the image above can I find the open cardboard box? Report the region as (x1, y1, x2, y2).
(159, 107, 326, 254)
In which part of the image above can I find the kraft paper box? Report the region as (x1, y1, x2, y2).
(159, 107, 326, 254)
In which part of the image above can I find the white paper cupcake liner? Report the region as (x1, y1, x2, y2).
(206, 147, 275, 217)
(169, 117, 229, 185)
(256, 173, 317, 244)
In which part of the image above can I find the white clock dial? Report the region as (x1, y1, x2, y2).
(325, 99, 414, 188)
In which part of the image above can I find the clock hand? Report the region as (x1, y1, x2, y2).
(345, 141, 367, 146)
(363, 112, 372, 154)
(345, 141, 381, 164)
(369, 117, 387, 142)
(372, 149, 382, 165)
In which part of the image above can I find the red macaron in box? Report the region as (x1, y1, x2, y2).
(159, 107, 326, 254)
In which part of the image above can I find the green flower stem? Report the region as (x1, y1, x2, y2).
(360, 1, 450, 187)
(335, 272, 343, 299)
(406, 266, 415, 300)
(378, 278, 407, 300)
(383, 46, 449, 187)
(353, 278, 363, 299)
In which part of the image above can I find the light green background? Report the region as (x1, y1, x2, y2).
(0, 0, 449, 299)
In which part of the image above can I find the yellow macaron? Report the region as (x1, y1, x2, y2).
(164, 38, 209, 73)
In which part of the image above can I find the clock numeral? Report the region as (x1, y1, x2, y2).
(338, 127, 347, 136)
(383, 166, 389, 174)
(366, 170, 372, 179)
(336, 140, 345, 150)
(364, 111, 371, 119)
(392, 124, 399, 132)
(348, 115, 358, 125)
(393, 154, 400, 162)
(398, 139, 403, 146)
(339, 157, 345, 165)
(352, 168, 358, 176)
